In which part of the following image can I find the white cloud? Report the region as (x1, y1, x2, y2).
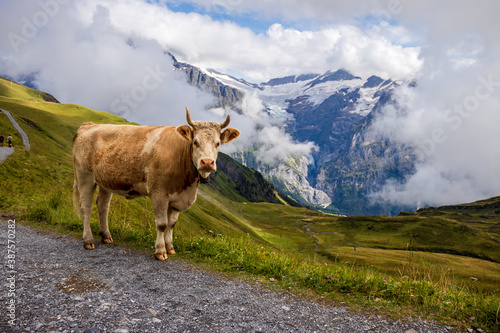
(0, 0, 422, 86)
(221, 93, 318, 163)
(365, 0, 500, 207)
(370, 70, 500, 207)
(252, 125, 317, 164)
(66, 0, 422, 82)
(176, 0, 372, 23)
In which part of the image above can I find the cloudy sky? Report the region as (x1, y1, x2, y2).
(0, 0, 499, 207)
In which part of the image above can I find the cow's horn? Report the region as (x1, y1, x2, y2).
(220, 115, 230, 129)
(185, 106, 195, 127)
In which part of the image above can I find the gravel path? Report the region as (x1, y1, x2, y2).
(0, 147, 14, 163)
(0, 216, 455, 333)
(1, 109, 30, 151)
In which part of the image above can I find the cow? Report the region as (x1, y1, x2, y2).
(72, 107, 240, 260)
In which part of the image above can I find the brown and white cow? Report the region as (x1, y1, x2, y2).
(72, 107, 240, 260)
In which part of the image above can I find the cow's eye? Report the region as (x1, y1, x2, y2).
(193, 140, 199, 147)
(216, 142, 220, 148)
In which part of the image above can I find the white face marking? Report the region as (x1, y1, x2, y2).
(190, 123, 221, 178)
(183, 110, 239, 179)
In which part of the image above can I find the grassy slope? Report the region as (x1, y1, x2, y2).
(0, 77, 499, 331)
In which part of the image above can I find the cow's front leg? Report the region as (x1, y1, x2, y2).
(165, 207, 180, 255)
(152, 195, 169, 260)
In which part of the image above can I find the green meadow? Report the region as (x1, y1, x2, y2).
(0, 77, 499, 332)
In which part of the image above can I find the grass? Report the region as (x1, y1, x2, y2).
(177, 235, 500, 328)
(0, 77, 53, 102)
(0, 78, 499, 332)
(0, 110, 18, 141)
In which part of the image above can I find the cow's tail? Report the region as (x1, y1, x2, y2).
(73, 166, 81, 217)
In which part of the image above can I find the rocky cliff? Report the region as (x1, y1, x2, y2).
(171, 55, 244, 109)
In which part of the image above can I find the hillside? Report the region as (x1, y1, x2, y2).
(0, 77, 499, 331)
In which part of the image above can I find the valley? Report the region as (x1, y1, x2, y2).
(204, 185, 500, 292)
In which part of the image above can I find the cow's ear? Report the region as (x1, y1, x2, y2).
(220, 128, 240, 144)
(176, 125, 193, 141)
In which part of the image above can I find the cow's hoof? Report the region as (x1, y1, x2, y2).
(83, 242, 95, 250)
(100, 231, 113, 244)
(102, 237, 113, 244)
(155, 253, 168, 261)
(167, 249, 176, 255)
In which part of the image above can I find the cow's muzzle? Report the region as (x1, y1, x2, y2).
(197, 159, 216, 180)
(199, 159, 216, 171)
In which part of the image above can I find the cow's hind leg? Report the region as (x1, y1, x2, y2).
(96, 187, 113, 244)
(152, 195, 169, 260)
(165, 207, 179, 255)
(77, 172, 97, 250)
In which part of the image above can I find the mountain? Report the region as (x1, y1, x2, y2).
(256, 71, 414, 215)
(175, 62, 413, 215)
(207, 152, 302, 207)
(171, 54, 245, 109)
(283, 83, 415, 215)
(262, 73, 319, 86)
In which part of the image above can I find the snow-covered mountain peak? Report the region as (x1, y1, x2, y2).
(261, 73, 320, 87)
(200, 67, 392, 117)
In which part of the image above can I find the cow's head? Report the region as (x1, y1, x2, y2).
(176, 107, 240, 179)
